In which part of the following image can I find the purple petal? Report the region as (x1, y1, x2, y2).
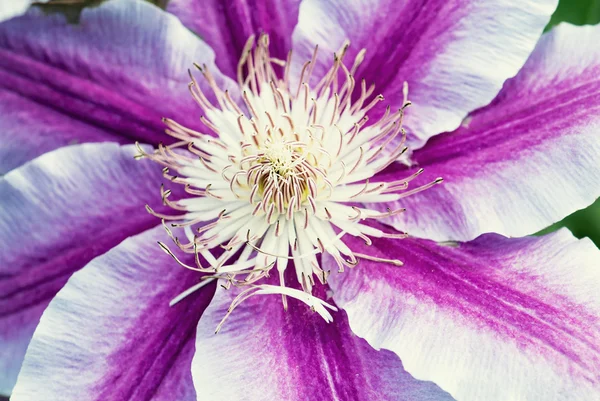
(192, 284, 454, 401)
(376, 23, 600, 241)
(0, 0, 236, 173)
(328, 228, 600, 401)
(0, 91, 121, 174)
(291, 0, 557, 148)
(10, 226, 214, 401)
(0, 143, 165, 395)
(167, 0, 301, 80)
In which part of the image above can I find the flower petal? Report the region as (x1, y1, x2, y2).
(376, 23, 600, 241)
(292, 0, 557, 148)
(10, 226, 214, 401)
(167, 0, 301, 80)
(0, 0, 45, 23)
(0, 91, 121, 174)
(192, 284, 454, 401)
(0, 0, 235, 173)
(328, 228, 600, 401)
(0, 143, 164, 395)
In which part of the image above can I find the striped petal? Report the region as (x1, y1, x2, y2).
(10, 226, 214, 401)
(191, 283, 454, 401)
(167, 0, 301, 79)
(328, 228, 600, 401)
(0, 143, 164, 395)
(291, 0, 556, 148)
(376, 23, 600, 241)
(0, 0, 235, 173)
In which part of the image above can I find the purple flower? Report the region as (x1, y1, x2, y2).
(1, 0, 599, 400)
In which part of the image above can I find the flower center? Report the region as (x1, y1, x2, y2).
(242, 138, 319, 219)
(138, 34, 441, 329)
(262, 140, 296, 175)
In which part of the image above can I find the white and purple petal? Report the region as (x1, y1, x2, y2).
(328, 227, 600, 401)
(0, 143, 165, 395)
(10, 226, 214, 401)
(0, 0, 236, 173)
(192, 282, 454, 401)
(292, 0, 557, 148)
(167, 0, 301, 80)
(0, 91, 122, 174)
(377, 23, 600, 241)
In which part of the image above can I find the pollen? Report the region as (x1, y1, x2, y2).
(137, 34, 441, 329)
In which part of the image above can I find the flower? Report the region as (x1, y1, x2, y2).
(137, 34, 441, 327)
(1, 0, 600, 400)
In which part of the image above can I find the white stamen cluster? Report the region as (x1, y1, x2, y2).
(138, 35, 441, 330)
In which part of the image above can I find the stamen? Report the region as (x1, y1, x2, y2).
(353, 253, 404, 266)
(139, 34, 441, 328)
(170, 278, 216, 306)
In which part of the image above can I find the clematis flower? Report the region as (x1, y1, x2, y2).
(1, 0, 600, 400)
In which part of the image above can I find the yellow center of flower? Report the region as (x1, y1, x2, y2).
(251, 140, 315, 212)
